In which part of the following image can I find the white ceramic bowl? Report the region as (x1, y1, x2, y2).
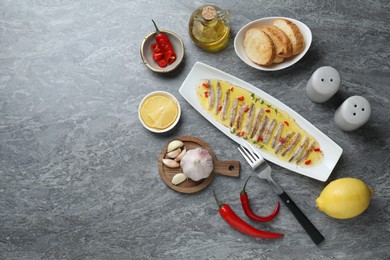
(138, 91, 181, 133)
(140, 30, 184, 73)
(234, 17, 312, 71)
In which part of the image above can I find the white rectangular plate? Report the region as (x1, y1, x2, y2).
(179, 62, 342, 182)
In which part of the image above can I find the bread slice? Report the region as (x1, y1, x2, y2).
(273, 56, 284, 64)
(263, 25, 293, 58)
(244, 27, 276, 66)
(258, 26, 290, 61)
(273, 18, 304, 55)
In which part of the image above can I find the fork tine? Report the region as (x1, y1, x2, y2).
(245, 142, 261, 159)
(240, 145, 257, 162)
(238, 146, 254, 165)
(241, 143, 258, 161)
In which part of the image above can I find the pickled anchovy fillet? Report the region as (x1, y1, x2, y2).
(214, 81, 222, 114)
(262, 119, 277, 144)
(208, 80, 214, 110)
(254, 116, 269, 141)
(272, 122, 284, 148)
(235, 103, 248, 130)
(275, 131, 294, 154)
(289, 136, 309, 162)
(244, 103, 255, 135)
(296, 140, 316, 164)
(250, 108, 264, 138)
(282, 132, 301, 156)
(220, 89, 230, 120)
(229, 98, 239, 127)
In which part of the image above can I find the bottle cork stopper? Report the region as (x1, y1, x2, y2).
(202, 6, 216, 21)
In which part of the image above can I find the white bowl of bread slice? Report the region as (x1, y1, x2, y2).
(234, 17, 312, 71)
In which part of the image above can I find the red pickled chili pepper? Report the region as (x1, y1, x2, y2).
(237, 131, 245, 137)
(152, 20, 176, 64)
(240, 176, 280, 222)
(151, 43, 161, 53)
(213, 191, 284, 239)
(163, 50, 176, 65)
(314, 148, 321, 152)
(305, 159, 312, 165)
(152, 52, 163, 61)
(157, 59, 167, 68)
(265, 109, 271, 113)
(238, 96, 244, 101)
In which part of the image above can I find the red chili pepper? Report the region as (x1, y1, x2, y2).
(163, 50, 176, 65)
(237, 131, 245, 137)
(240, 177, 280, 222)
(305, 160, 312, 165)
(213, 191, 283, 239)
(238, 96, 244, 101)
(204, 91, 209, 98)
(152, 20, 176, 64)
(218, 105, 223, 111)
(157, 59, 167, 68)
(151, 43, 162, 53)
(314, 148, 321, 152)
(152, 52, 163, 61)
(244, 107, 250, 113)
(265, 109, 271, 113)
(166, 55, 176, 65)
(257, 136, 263, 142)
(279, 137, 286, 143)
(284, 121, 289, 126)
(202, 82, 210, 88)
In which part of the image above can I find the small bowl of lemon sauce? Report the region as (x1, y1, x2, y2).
(138, 91, 181, 133)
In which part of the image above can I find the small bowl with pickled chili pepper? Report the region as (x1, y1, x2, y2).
(140, 21, 184, 73)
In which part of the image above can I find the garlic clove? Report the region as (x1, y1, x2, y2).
(162, 159, 180, 168)
(172, 173, 187, 185)
(166, 148, 181, 159)
(174, 148, 187, 162)
(167, 140, 184, 153)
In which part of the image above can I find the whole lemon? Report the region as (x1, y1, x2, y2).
(316, 178, 374, 219)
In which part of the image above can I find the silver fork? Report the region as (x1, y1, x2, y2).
(238, 142, 325, 245)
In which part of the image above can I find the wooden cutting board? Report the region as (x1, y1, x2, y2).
(158, 136, 240, 193)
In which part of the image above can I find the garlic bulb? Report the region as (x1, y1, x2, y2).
(180, 147, 213, 181)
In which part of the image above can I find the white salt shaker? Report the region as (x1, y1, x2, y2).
(334, 96, 371, 131)
(306, 66, 341, 103)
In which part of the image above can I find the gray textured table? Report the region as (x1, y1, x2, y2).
(1, 1, 389, 259)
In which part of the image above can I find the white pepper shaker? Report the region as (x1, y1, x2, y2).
(306, 66, 341, 103)
(334, 96, 371, 131)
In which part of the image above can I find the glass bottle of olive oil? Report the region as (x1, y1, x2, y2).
(188, 5, 231, 52)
